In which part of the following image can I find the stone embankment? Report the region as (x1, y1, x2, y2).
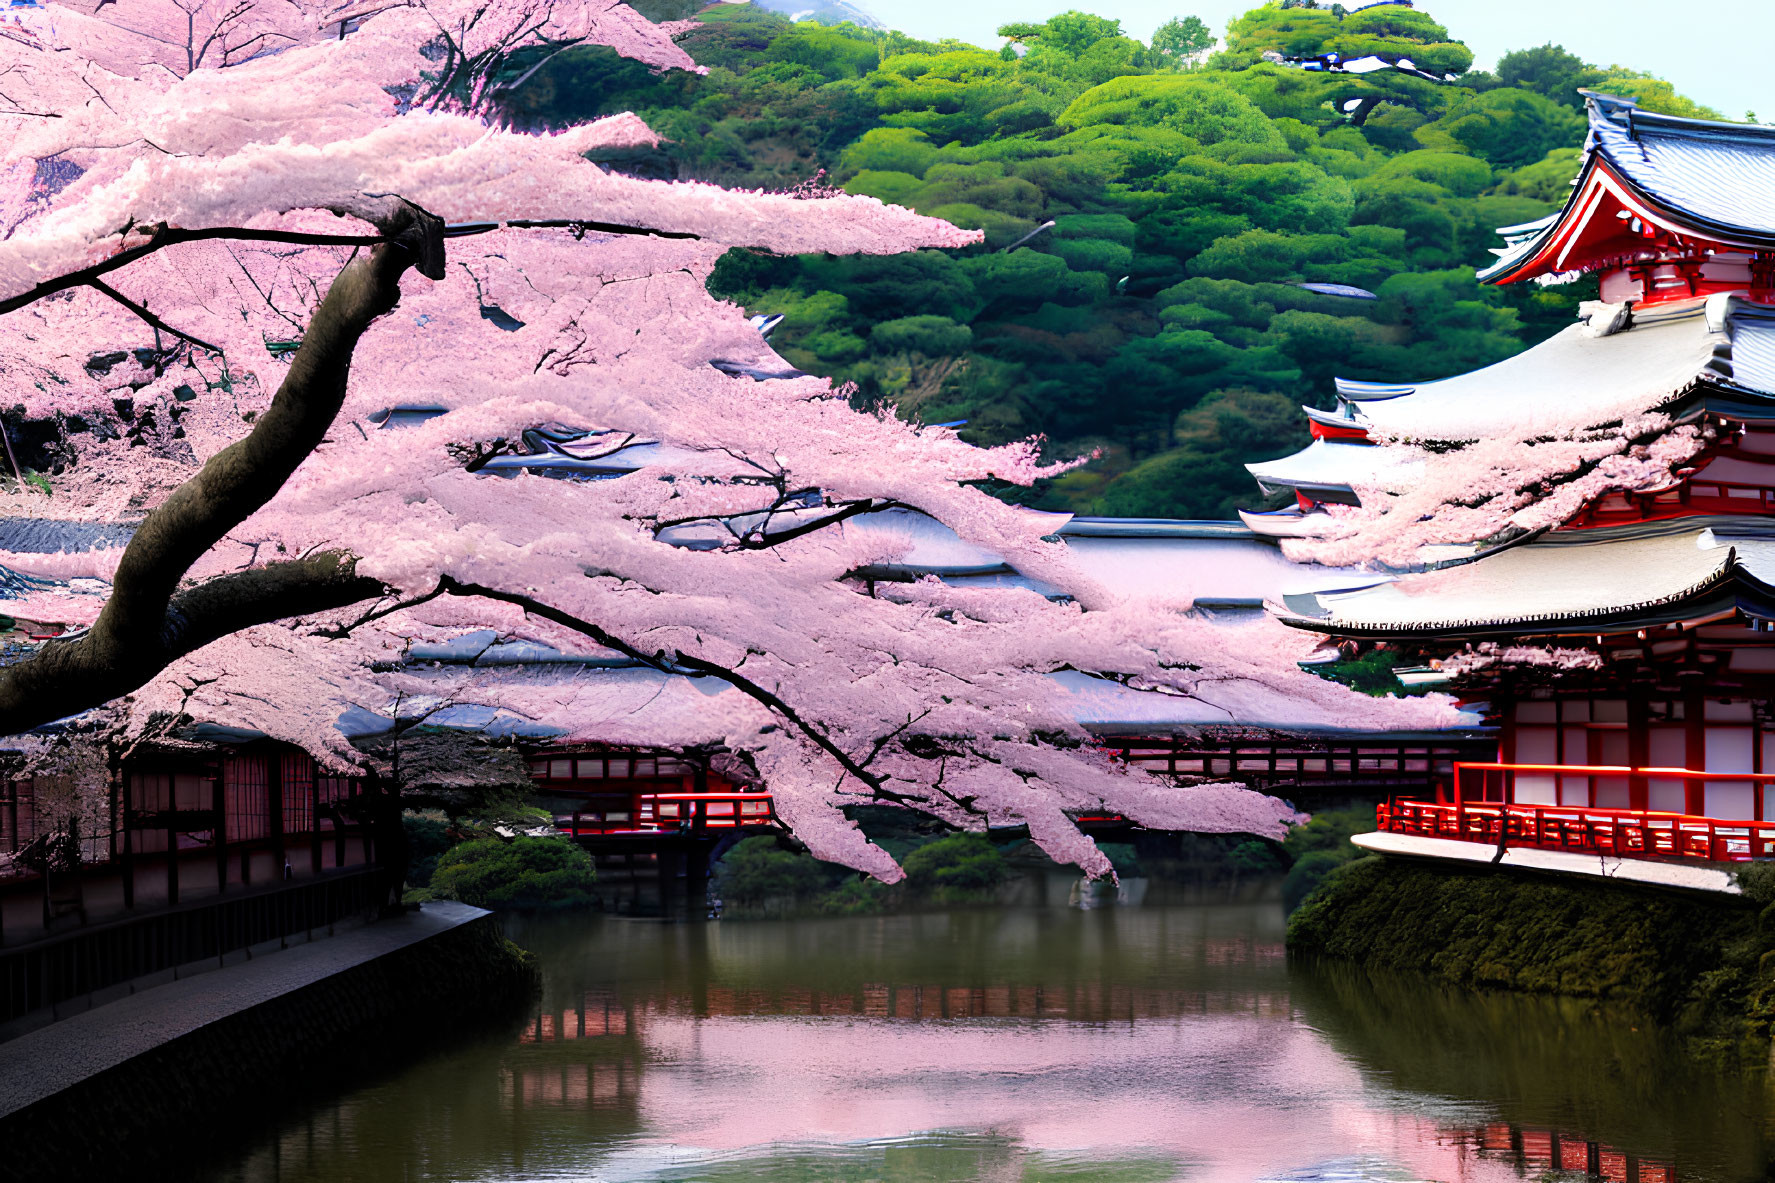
(0, 900, 535, 1183)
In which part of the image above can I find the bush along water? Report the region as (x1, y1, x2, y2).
(403, 810, 454, 890)
(1281, 802, 1377, 913)
(714, 832, 1012, 917)
(1288, 856, 1775, 1059)
(902, 833, 1011, 903)
(428, 836, 599, 911)
(714, 811, 1339, 916)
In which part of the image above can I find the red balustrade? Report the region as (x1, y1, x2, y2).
(1380, 794, 1775, 863)
(1450, 760, 1775, 819)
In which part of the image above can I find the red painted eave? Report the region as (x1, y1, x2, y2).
(1490, 158, 1741, 286)
(1310, 418, 1371, 442)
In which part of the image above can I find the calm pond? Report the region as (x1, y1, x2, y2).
(212, 898, 1775, 1182)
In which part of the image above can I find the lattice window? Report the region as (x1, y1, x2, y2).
(0, 779, 32, 855)
(281, 752, 315, 837)
(316, 774, 356, 830)
(224, 755, 270, 843)
(127, 772, 170, 854)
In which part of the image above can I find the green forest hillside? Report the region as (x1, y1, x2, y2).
(501, 1, 1718, 520)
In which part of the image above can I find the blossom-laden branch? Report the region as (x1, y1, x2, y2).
(0, 0, 1454, 880)
(433, 575, 908, 801)
(0, 216, 701, 322)
(0, 196, 443, 733)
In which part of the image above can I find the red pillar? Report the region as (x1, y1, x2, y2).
(1685, 685, 1706, 816)
(1628, 691, 1649, 812)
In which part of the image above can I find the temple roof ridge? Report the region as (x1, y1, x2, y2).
(1333, 300, 1711, 411)
(1583, 90, 1775, 147)
(1327, 307, 1725, 444)
(1246, 438, 1422, 500)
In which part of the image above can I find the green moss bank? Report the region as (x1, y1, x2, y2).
(1288, 856, 1775, 1055)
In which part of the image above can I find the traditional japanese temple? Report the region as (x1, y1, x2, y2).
(17, 88, 1770, 1027)
(1253, 93, 1775, 863)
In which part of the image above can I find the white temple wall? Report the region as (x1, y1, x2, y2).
(1505, 695, 1775, 820)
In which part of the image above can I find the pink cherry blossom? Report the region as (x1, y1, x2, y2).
(0, 0, 1464, 876)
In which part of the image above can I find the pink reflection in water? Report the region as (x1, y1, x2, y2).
(617, 1007, 1525, 1182)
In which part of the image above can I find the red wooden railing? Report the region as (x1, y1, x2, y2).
(1380, 796, 1775, 863)
(557, 791, 776, 836)
(1451, 760, 1775, 817)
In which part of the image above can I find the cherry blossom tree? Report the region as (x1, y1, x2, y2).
(0, 0, 1462, 881)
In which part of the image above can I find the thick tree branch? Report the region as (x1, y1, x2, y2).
(0, 551, 388, 732)
(163, 551, 389, 654)
(0, 189, 722, 738)
(0, 197, 444, 735)
(97, 199, 443, 647)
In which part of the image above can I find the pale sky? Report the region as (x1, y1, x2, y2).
(862, 0, 1775, 121)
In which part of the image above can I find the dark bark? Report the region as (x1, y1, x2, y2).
(0, 198, 446, 735)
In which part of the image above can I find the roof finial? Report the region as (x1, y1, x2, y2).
(1580, 90, 1640, 127)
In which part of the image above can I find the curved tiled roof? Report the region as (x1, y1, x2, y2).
(1269, 521, 1775, 638)
(1587, 96, 1775, 245)
(1710, 299, 1775, 396)
(1246, 439, 1422, 498)
(0, 519, 133, 554)
(1480, 95, 1775, 284)
(1347, 310, 1720, 441)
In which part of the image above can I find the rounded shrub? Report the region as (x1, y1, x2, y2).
(403, 811, 453, 888)
(902, 833, 1008, 902)
(715, 835, 839, 907)
(430, 836, 597, 910)
(1282, 848, 1348, 913)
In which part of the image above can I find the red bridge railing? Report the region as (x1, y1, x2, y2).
(1380, 796, 1775, 863)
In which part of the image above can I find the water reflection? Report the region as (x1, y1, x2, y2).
(209, 904, 1775, 1183)
(1292, 960, 1775, 1180)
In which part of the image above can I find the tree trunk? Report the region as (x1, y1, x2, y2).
(0, 200, 445, 737)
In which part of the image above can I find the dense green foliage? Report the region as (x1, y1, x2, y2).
(402, 811, 454, 888)
(429, 837, 599, 910)
(901, 833, 1010, 900)
(715, 835, 851, 906)
(497, 4, 1715, 519)
(1307, 646, 1433, 699)
(1289, 858, 1775, 1054)
(716, 831, 1011, 915)
(1279, 801, 1375, 911)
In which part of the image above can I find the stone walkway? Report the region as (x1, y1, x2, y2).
(1353, 831, 1741, 894)
(0, 899, 488, 1121)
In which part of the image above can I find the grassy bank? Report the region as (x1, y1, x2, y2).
(1288, 856, 1775, 1056)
